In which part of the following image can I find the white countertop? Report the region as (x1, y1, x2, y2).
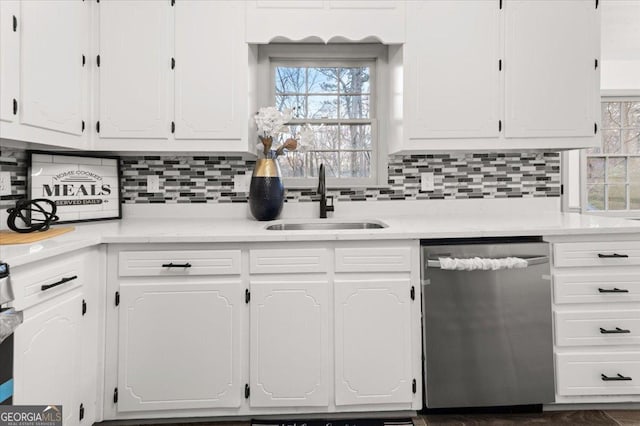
(2, 208, 640, 268)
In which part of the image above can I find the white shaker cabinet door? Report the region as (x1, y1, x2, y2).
(20, 0, 84, 135)
(98, 0, 170, 139)
(0, 1, 19, 123)
(117, 282, 243, 412)
(406, 0, 500, 140)
(174, 1, 245, 140)
(334, 278, 413, 405)
(250, 280, 330, 407)
(13, 291, 83, 426)
(505, 0, 598, 138)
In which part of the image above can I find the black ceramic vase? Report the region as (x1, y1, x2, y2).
(249, 157, 285, 221)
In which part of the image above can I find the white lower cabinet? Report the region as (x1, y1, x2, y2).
(549, 236, 640, 404)
(14, 290, 84, 426)
(250, 280, 329, 407)
(11, 248, 100, 426)
(117, 281, 243, 412)
(334, 278, 413, 406)
(104, 242, 421, 420)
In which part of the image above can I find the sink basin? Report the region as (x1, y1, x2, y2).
(265, 220, 387, 231)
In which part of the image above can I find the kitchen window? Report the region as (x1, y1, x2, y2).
(584, 100, 640, 213)
(258, 44, 388, 187)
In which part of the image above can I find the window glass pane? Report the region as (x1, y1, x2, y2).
(338, 67, 370, 94)
(603, 129, 622, 154)
(310, 124, 339, 150)
(339, 95, 370, 119)
(630, 158, 640, 182)
(607, 158, 627, 183)
(275, 95, 306, 118)
(280, 151, 305, 178)
(587, 157, 605, 183)
(587, 146, 602, 155)
(308, 95, 338, 119)
(340, 125, 372, 150)
(622, 101, 640, 128)
(275, 67, 305, 94)
(308, 68, 338, 94)
(306, 151, 339, 177)
(340, 151, 371, 178)
(608, 184, 627, 210)
(602, 102, 621, 128)
(631, 184, 640, 210)
(623, 130, 640, 154)
(587, 184, 605, 210)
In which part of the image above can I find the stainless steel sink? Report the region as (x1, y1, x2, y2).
(265, 220, 387, 231)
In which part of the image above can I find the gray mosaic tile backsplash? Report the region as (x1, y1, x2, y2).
(0, 147, 560, 207)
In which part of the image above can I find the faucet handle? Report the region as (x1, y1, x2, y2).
(326, 196, 335, 213)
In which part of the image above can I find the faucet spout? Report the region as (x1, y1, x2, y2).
(317, 163, 334, 219)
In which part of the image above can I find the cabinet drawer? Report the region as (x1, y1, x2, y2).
(11, 253, 84, 310)
(249, 248, 328, 274)
(555, 310, 640, 347)
(554, 241, 640, 268)
(119, 250, 241, 277)
(554, 273, 640, 304)
(335, 247, 411, 273)
(556, 352, 640, 396)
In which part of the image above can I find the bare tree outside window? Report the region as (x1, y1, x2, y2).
(273, 63, 373, 181)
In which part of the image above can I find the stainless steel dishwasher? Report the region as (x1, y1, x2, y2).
(421, 237, 554, 409)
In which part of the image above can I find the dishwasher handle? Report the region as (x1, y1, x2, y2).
(426, 255, 549, 269)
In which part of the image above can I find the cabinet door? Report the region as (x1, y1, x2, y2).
(0, 1, 19, 123)
(20, 0, 84, 135)
(334, 278, 413, 405)
(13, 291, 83, 426)
(505, 0, 598, 138)
(117, 281, 242, 412)
(98, 0, 170, 139)
(406, 1, 500, 140)
(250, 280, 329, 407)
(174, 1, 244, 140)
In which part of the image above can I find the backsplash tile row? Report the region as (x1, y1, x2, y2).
(0, 148, 27, 209)
(0, 148, 560, 206)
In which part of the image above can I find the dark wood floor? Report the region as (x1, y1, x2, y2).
(127, 411, 640, 426)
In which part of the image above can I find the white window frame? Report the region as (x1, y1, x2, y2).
(578, 96, 640, 217)
(257, 44, 389, 189)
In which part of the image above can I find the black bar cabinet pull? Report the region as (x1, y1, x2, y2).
(598, 253, 629, 259)
(600, 327, 631, 334)
(599, 287, 629, 293)
(13, 15, 17, 32)
(601, 373, 632, 381)
(41, 275, 78, 291)
(13, 98, 17, 115)
(162, 262, 192, 268)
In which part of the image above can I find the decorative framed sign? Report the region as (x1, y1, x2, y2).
(28, 151, 122, 224)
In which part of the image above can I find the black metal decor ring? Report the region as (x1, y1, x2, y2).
(6, 199, 60, 233)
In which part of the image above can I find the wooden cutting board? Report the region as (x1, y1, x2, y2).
(0, 226, 75, 245)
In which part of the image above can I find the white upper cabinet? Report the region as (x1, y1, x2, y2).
(394, 0, 600, 153)
(20, 0, 84, 135)
(246, 0, 405, 44)
(117, 281, 243, 412)
(505, 0, 599, 139)
(334, 278, 414, 406)
(250, 280, 330, 407)
(405, 0, 500, 141)
(98, 0, 171, 139)
(174, 1, 245, 141)
(0, 1, 19, 124)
